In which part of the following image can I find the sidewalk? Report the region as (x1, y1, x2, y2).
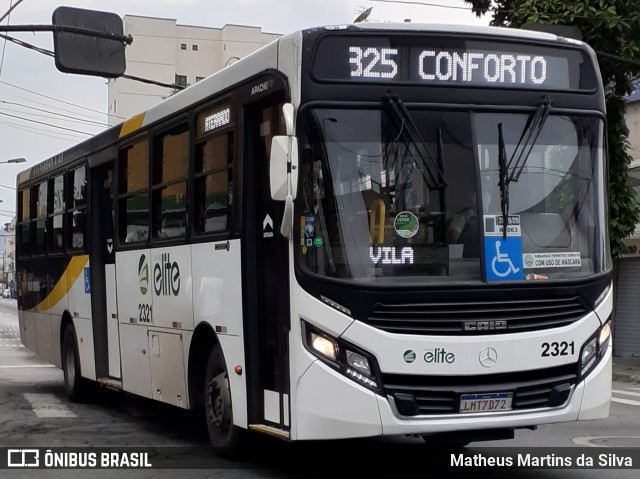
(613, 356, 640, 384)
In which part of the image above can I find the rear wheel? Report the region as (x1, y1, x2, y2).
(62, 324, 91, 402)
(204, 344, 244, 452)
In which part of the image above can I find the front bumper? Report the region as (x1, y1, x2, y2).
(294, 342, 611, 440)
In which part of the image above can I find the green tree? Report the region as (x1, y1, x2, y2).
(465, 0, 640, 257)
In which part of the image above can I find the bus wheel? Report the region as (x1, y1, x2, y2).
(62, 325, 90, 402)
(204, 344, 242, 451)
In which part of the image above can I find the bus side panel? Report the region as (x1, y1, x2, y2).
(66, 256, 92, 322)
(116, 249, 152, 399)
(192, 240, 247, 428)
(34, 312, 54, 364)
(150, 245, 194, 330)
(50, 261, 69, 368)
(20, 310, 37, 352)
(51, 314, 63, 368)
(66, 256, 95, 380)
(73, 317, 96, 381)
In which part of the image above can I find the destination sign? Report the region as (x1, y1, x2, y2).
(312, 35, 596, 91)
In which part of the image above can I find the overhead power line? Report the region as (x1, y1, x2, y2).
(0, 111, 93, 135)
(0, 100, 110, 126)
(0, 0, 24, 24)
(0, 119, 84, 142)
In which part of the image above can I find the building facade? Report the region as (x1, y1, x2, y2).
(615, 88, 640, 357)
(2, 217, 16, 298)
(107, 16, 280, 125)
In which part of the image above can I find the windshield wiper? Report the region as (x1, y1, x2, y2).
(498, 122, 508, 239)
(497, 97, 552, 239)
(507, 97, 552, 183)
(384, 95, 447, 190)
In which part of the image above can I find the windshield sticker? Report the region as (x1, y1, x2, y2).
(394, 211, 419, 238)
(523, 252, 582, 269)
(314, 236, 324, 248)
(484, 214, 521, 237)
(304, 214, 315, 238)
(485, 238, 524, 281)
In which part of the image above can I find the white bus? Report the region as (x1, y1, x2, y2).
(17, 22, 612, 449)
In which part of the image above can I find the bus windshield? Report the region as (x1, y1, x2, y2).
(295, 107, 608, 283)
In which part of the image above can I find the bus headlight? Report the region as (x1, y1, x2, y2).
(580, 338, 597, 375)
(579, 320, 611, 377)
(599, 322, 611, 348)
(346, 350, 371, 376)
(302, 320, 382, 394)
(310, 332, 339, 361)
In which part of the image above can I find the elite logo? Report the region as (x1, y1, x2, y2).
(153, 253, 180, 296)
(403, 350, 416, 363)
(138, 254, 149, 295)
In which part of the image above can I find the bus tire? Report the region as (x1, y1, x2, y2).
(62, 324, 90, 402)
(204, 344, 243, 453)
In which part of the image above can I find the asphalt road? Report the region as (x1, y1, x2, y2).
(1, 298, 639, 478)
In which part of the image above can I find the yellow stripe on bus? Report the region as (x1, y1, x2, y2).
(34, 255, 89, 313)
(119, 112, 146, 137)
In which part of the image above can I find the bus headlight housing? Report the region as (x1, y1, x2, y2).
(302, 320, 382, 394)
(579, 320, 611, 377)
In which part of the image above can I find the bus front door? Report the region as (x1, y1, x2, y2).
(243, 97, 291, 435)
(89, 162, 121, 381)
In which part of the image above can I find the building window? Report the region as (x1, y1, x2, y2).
(175, 74, 187, 87)
(192, 44, 198, 51)
(196, 76, 205, 83)
(180, 43, 187, 50)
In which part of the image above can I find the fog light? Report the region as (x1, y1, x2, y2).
(599, 322, 611, 347)
(346, 350, 371, 376)
(580, 337, 597, 375)
(311, 332, 338, 361)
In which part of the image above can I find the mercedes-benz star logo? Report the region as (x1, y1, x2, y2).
(479, 347, 498, 368)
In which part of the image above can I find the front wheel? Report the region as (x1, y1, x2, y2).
(204, 344, 244, 452)
(62, 324, 91, 402)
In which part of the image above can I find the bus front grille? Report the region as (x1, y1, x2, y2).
(382, 364, 577, 416)
(362, 297, 588, 335)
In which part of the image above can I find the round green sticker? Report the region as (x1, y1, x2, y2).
(314, 236, 324, 247)
(394, 211, 419, 238)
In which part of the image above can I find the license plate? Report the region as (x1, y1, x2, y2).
(459, 393, 513, 413)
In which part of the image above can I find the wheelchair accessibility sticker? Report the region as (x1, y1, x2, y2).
(484, 215, 524, 281)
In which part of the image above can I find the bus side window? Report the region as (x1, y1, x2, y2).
(118, 140, 149, 244)
(48, 174, 65, 253)
(17, 188, 31, 258)
(153, 123, 188, 240)
(68, 166, 87, 252)
(194, 104, 234, 235)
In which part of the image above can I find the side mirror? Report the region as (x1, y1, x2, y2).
(270, 136, 289, 201)
(269, 136, 298, 201)
(268, 103, 298, 238)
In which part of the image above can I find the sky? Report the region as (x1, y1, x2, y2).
(0, 0, 489, 220)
